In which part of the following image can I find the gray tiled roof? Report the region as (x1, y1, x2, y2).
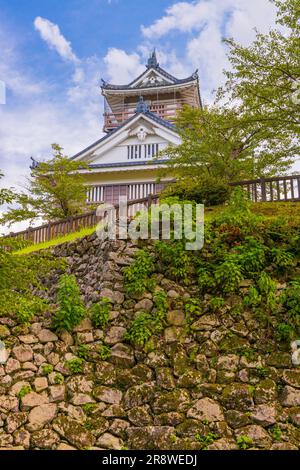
(101, 67, 199, 91)
(89, 159, 168, 169)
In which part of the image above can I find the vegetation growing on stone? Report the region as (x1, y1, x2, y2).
(53, 274, 86, 332)
(123, 250, 155, 296)
(90, 297, 112, 329)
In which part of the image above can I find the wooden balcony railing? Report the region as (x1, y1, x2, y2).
(104, 99, 187, 131)
(2, 195, 160, 246)
(230, 174, 300, 202)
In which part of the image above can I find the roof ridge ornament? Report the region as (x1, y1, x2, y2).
(136, 96, 149, 114)
(147, 50, 159, 69)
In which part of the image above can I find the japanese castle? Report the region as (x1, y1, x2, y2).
(72, 52, 202, 205)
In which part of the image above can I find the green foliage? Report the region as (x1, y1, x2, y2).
(256, 366, 268, 379)
(125, 311, 153, 347)
(209, 297, 225, 312)
(9, 294, 47, 325)
(276, 323, 295, 342)
(126, 290, 169, 347)
(163, 176, 231, 206)
(152, 291, 168, 333)
(221, 0, 299, 164)
(98, 345, 112, 361)
(53, 274, 86, 332)
(244, 273, 278, 317)
(82, 403, 97, 416)
(66, 358, 84, 374)
(42, 364, 54, 375)
(235, 237, 266, 276)
(184, 297, 202, 325)
(90, 298, 112, 329)
(270, 248, 295, 271)
(155, 241, 191, 283)
(236, 435, 253, 450)
(17, 385, 32, 400)
(54, 373, 64, 385)
(0, 248, 60, 323)
(280, 279, 300, 334)
(214, 258, 243, 294)
(215, 188, 259, 230)
(77, 344, 90, 361)
(123, 250, 155, 296)
(1, 144, 90, 226)
(0, 171, 14, 205)
(195, 432, 218, 448)
(271, 425, 282, 442)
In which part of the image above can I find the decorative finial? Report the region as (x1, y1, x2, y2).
(147, 50, 159, 69)
(30, 156, 39, 170)
(136, 96, 149, 114)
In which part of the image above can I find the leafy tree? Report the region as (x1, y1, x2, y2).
(220, 0, 300, 150)
(162, 0, 298, 196)
(0, 171, 14, 205)
(162, 105, 294, 186)
(1, 144, 89, 226)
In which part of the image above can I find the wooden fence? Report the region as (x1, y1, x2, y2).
(2, 174, 300, 246)
(230, 174, 300, 203)
(3, 194, 159, 245)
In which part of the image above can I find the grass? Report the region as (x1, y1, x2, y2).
(205, 201, 300, 223)
(14, 226, 96, 255)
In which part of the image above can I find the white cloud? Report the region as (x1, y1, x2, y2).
(141, 0, 278, 103)
(103, 48, 144, 84)
(142, 1, 214, 38)
(34, 16, 79, 63)
(0, 24, 102, 198)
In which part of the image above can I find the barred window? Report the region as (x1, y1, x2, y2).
(127, 144, 159, 160)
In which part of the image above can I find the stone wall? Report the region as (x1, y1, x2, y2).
(1, 233, 300, 450)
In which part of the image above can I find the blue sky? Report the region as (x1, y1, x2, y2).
(0, 0, 285, 195)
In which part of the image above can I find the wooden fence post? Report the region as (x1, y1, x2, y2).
(260, 178, 267, 202)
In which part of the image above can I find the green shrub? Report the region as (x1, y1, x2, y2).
(42, 364, 54, 375)
(17, 385, 32, 400)
(82, 403, 97, 416)
(54, 373, 64, 385)
(215, 187, 259, 229)
(244, 272, 278, 321)
(53, 274, 86, 332)
(163, 176, 231, 206)
(123, 250, 155, 296)
(276, 323, 295, 342)
(155, 241, 191, 283)
(98, 345, 112, 361)
(270, 248, 295, 271)
(125, 311, 153, 347)
(235, 237, 266, 276)
(237, 435, 253, 450)
(281, 279, 300, 332)
(66, 357, 84, 374)
(90, 298, 112, 329)
(152, 291, 168, 333)
(214, 258, 243, 294)
(77, 344, 90, 360)
(195, 432, 218, 447)
(209, 297, 225, 312)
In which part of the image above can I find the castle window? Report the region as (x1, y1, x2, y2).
(127, 144, 160, 160)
